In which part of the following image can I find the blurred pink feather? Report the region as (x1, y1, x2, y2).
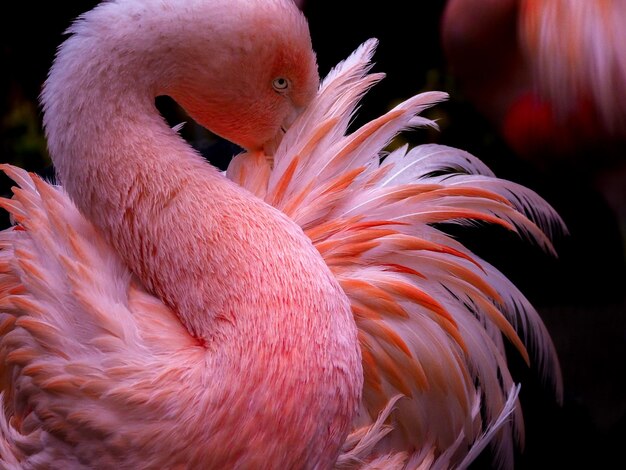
(520, 0, 626, 134)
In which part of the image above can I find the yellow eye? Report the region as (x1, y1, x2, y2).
(272, 77, 289, 92)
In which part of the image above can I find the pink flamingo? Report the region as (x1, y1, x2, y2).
(442, 0, 626, 220)
(1, 0, 563, 467)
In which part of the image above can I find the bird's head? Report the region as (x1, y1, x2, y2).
(159, 0, 320, 155)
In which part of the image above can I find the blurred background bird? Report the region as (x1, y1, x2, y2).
(441, 0, 626, 232)
(1, 0, 625, 468)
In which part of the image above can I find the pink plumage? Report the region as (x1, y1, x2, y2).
(1, 0, 563, 468)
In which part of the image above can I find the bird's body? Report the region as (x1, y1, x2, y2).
(1, 0, 563, 468)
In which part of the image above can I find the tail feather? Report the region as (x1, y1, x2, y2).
(380, 144, 496, 185)
(336, 395, 403, 469)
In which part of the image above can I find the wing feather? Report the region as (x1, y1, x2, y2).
(0, 167, 202, 468)
(228, 41, 564, 467)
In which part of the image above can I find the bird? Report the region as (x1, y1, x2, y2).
(0, 0, 564, 468)
(441, 0, 626, 220)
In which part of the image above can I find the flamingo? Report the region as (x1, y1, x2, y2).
(0, 0, 564, 468)
(441, 0, 626, 220)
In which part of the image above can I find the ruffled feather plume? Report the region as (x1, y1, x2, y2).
(230, 40, 565, 468)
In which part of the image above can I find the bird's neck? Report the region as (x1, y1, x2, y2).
(42, 36, 291, 346)
(41, 24, 361, 467)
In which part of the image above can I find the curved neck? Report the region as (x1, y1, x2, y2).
(43, 32, 274, 344)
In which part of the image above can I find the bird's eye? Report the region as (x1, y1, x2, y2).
(272, 77, 290, 92)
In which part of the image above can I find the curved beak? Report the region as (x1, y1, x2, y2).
(263, 105, 305, 156)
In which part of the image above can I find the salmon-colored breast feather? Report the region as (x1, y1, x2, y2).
(0, 1, 563, 469)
